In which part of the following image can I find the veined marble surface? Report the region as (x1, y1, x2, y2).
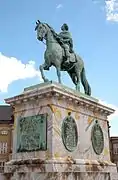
(4, 82, 117, 180)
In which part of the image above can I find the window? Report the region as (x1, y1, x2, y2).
(0, 142, 7, 154)
(0, 162, 4, 172)
(113, 143, 118, 154)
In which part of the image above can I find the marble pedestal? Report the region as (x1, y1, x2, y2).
(4, 82, 117, 180)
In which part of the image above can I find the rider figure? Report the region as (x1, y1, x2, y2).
(58, 23, 74, 64)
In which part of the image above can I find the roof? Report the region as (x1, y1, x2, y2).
(0, 105, 12, 121)
(110, 137, 118, 139)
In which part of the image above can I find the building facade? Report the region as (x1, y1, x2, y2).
(0, 105, 13, 173)
(110, 136, 118, 171)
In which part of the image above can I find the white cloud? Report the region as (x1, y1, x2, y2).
(56, 4, 63, 9)
(92, 0, 100, 4)
(99, 99, 118, 136)
(99, 99, 118, 120)
(105, 0, 118, 22)
(0, 52, 42, 92)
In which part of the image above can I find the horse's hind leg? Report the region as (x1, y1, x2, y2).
(76, 71, 81, 92)
(56, 66, 61, 84)
(68, 72, 77, 86)
(76, 81, 80, 92)
(39, 63, 49, 82)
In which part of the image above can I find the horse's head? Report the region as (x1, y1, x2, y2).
(35, 20, 48, 42)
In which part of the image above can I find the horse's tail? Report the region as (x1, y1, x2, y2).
(80, 67, 91, 96)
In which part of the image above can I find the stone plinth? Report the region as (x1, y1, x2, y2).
(4, 82, 117, 180)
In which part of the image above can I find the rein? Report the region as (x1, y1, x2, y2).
(40, 23, 62, 45)
(41, 39, 60, 45)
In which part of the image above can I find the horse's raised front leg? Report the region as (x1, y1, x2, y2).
(39, 64, 49, 82)
(56, 67, 61, 84)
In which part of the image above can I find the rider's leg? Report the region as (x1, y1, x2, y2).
(64, 45, 70, 63)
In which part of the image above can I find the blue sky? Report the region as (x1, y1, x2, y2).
(0, 0, 118, 135)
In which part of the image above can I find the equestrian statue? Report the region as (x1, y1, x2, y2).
(35, 20, 91, 96)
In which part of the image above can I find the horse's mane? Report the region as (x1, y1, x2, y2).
(44, 23, 58, 37)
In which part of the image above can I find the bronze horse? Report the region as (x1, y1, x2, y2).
(35, 21, 91, 96)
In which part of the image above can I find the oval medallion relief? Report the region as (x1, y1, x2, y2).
(91, 120, 104, 155)
(61, 115, 78, 152)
